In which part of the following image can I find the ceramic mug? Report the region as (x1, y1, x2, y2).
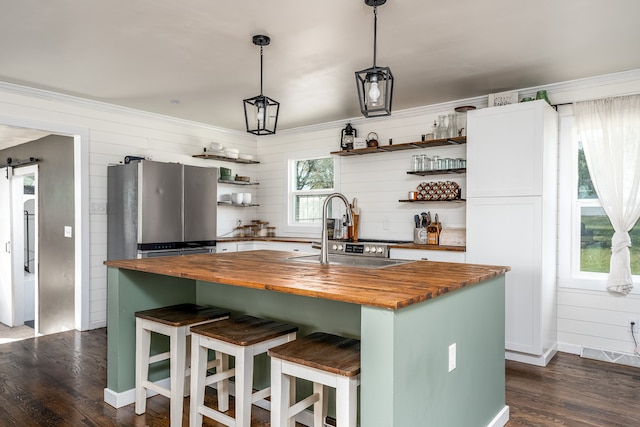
(243, 193, 252, 204)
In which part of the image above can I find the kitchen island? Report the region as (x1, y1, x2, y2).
(105, 250, 510, 427)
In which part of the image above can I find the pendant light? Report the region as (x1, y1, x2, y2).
(244, 35, 280, 135)
(355, 0, 394, 118)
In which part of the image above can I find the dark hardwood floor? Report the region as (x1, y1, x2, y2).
(0, 328, 638, 426)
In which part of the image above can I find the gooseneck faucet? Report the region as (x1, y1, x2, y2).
(321, 193, 353, 264)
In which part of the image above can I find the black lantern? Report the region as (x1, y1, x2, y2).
(244, 35, 280, 135)
(355, 0, 394, 118)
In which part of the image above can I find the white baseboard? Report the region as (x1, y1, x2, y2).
(104, 379, 316, 426)
(505, 343, 558, 367)
(487, 405, 510, 427)
(104, 377, 172, 408)
(557, 342, 582, 355)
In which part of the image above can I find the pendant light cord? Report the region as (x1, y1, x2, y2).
(372, 5, 378, 68)
(259, 45, 264, 96)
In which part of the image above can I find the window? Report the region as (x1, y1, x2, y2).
(577, 142, 640, 275)
(558, 110, 640, 292)
(288, 155, 336, 227)
(575, 141, 640, 275)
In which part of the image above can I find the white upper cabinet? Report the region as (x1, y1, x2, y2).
(466, 100, 558, 198)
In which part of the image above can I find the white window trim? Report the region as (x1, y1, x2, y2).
(557, 105, 640, 294)
(281, 149, 340, 236)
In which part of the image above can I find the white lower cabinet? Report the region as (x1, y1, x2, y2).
(390, 248, 465, 263)
(266, 241, 319, 254)
(236, 241, 319, 254)
(216, 242, 237, 253)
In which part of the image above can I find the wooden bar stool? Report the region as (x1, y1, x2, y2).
(268, 332, 361, 427)
(135, 303, 230, 427)
(189, 315, 298, 427)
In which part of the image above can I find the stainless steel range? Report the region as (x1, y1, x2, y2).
(327, 239, 408, 258)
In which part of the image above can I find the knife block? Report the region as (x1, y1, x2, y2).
(427, 223, 441, 245)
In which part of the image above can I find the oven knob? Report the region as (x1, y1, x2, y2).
(376, 247, 384, 254)
(332, 244, 338, 250)
(338, 244, 344, 251)
(364, 246, 370, 253)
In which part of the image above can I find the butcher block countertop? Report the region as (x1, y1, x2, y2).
(104, 250, 509, 310)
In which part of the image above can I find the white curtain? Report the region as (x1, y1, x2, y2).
(574, 95, 640, 294)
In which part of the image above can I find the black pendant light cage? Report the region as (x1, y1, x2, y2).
(355, 0, 394, 118)
(244, 35, 280, 135)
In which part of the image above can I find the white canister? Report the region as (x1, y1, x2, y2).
(243, 193, 252, 205)
(231, 193, 243, 204)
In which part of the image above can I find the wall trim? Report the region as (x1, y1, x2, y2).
(557, 343, 582, 355)
(0, 80, 250, 138)
(487, 405, 510, 427)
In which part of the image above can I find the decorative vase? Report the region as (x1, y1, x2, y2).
(535, 90, 551, 105)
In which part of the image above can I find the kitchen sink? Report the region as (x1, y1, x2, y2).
(287, 254, 413, 269)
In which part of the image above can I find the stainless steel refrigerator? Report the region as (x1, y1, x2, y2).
(107, 160, 218, 260)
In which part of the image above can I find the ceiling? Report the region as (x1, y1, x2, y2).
(0, 0, 639, 143)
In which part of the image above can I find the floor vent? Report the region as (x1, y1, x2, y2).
(581, 347, 640, 368)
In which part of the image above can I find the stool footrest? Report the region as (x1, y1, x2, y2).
(198, 403, 235, 426)
(204, 367, 235, 386)
(252, 386, 270, 403)
(289, 393, 319, 418)
(148, 351, 170, 365)
(142, 380, 170, 399)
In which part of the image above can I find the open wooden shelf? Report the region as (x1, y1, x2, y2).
(331, 136, 466, 157)
(193, 153, 259, 164)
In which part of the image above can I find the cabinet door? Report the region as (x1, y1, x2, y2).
(466, 197, 543, 355)
(257, 241, 319, 254)
(467, 100, 555, 198)
(216, 242, 237, 253)
(390, 248, 465, 263)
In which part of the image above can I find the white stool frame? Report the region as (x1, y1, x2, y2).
(135, 316, 226, 427)
(270, 357, 360, 427)
(190, 331, 297, 427)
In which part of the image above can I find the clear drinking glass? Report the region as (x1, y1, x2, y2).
(447, 113, 457, 138)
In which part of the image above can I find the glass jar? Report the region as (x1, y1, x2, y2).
(243, 225, 254, 238)
(412, 154, 421, 171)
(447, 113, 457, 138)
(436, 115, 447, 139)
(257, 221, 269, 237)
(267, 226, 276, 237)
(420, 154, 428, 171)
(431, 155, 440, 170)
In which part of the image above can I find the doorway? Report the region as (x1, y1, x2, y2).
(0, 164, 38, 341)
(0, 121, 90, 339)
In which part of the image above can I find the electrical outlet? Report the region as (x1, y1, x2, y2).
(448, 343, 456, 372)
(628, 319, 638, 333)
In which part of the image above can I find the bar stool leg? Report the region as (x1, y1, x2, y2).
(190, 333, 207, 427)
(270, 357, 290, 427)
(170, 326, 187, 427)
(217, 353, 230, 412)
(234, 346, 254, 427)
(336, 375, 358, 427)
(313, 383, 328, 427)
(135, 318, 151, 415)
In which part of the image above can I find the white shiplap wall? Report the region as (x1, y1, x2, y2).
(256, 101, 479, 241)
(0, 83, 256, 330)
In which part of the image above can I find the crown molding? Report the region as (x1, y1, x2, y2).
(0, 80, 251, 138)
